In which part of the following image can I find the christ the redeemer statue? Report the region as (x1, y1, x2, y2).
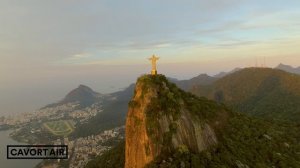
(148, 55, 159, 75)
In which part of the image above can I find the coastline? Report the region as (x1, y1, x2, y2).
(0, 129, 42, 168)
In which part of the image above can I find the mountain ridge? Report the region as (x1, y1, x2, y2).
(191, 67, 300, 121)
(71, 84, 135, 138)
(276, 63, 300, 74)
(214, 67, 242, 78)
(169, 74, 217, 91)
(42, 84, 102, 109)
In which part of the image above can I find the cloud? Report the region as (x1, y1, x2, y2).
(1, 0, 300, 67)
(70, 53, 90, 59)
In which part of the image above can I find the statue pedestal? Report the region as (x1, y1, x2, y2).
(151, 70, 157, 75)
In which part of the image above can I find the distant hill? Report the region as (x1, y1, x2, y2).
(214, 67, 242, 78)
(110, 84, 135, 101)
(71, 84, 134, 138)
(43, 85, 102, 109)
(169, 74, 217, 91)
(191, 68, 300, 121)
(61, 85, 101, 104)
(276, 63, 300, 74)
(169, 68, 242, 91)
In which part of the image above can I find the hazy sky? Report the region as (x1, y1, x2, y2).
(1, 0, 300, 115)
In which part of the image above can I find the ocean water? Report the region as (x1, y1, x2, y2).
(0, 130, 42, 168)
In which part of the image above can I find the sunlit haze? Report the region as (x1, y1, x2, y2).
(1, 0, 300, 115)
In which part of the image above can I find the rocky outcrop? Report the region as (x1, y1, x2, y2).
(125, 75, 224, 168)
(125, 79, 156, 168)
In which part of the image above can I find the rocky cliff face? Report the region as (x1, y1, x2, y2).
(125, 75, 229, 168)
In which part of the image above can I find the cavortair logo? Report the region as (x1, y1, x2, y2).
(7, 145, 68, 159)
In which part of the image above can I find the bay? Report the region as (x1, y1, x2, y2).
(0, 130, 42, 168)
